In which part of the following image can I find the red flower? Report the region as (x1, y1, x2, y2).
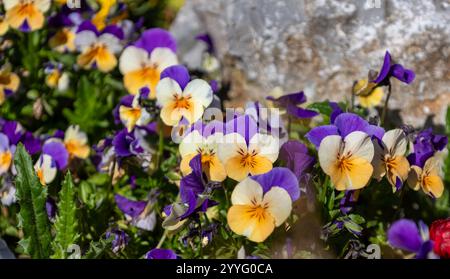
(430, 218, 450, 258)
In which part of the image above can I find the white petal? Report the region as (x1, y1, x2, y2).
(57, 72, 69, 91)
(179, 130, 204, 157)
(217, 133, 247, 163)
(343, 131, 374, 162)
(99, 33, 122, 54)
(136, 109, 151, 127)
(318, 135, 342, 175)
(74, 31, 97, 51)
(150, 47, 178, 71)
(119, 46, 149, 74)
(38, 154, 57, 184)
(263, 186, 292, 226)
(248, 133, 280, 162)
(382, 129, 407, 156)
(36, 0, 51, 12)
(134, 211, 156, 231)
(231, 177, 263, 205)
(156, 77, 182, 107)
(3, 0, 19, 10)
(65, 125, 87, 145)
(183, 79, 213, 108)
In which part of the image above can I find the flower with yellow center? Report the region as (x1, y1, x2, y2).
(408, 156, 444, 198)
(49, 27, 76, 53)
(119, 93, 151, 132)
(0, 133, 12, 175)
(74, 22, 123, 72)
(0, 65, 20, 105)
(156, 77, 213, 126)
(119, 28, 178, 97)
(318, 131, 375, 190)
(4, 0, 51, 32)
(353, 79, 384, 108)
(372, 129, 410, 191)
(34, 154, 57, 186)
(227, 168, 298, 242)
(64, 125, 90, 159)
(218, 128, 280, 182)
(179, 125, 226, 182)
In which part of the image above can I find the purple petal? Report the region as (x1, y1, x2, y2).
(366, 125, 385, 141)
(145, 248, 177, 259)
(431, 133, 448, 152)
(22, 132, 41, 155)
(268, 91, 307, 107)
(0, 133, 10, 151)
(179, 155, 204, 202)
(286, 104, 319, 119)
(416, 240, 434, 259)
(251, 167, 300, 201)
(102, 25, 124, 40)
(372, 51, 392, 84)
(48, 13, 74, 28)
(113, 129, 134, 157)
(134, 28, 177, 54)
(387, 219, 422, 253)
(160, 65, 190, 90)
(305, 125, 339, 148)
(46, 197, 57, 220)
(224, 115, 258, 145)
(334, 113, 370, 138)
(42, 141, 69, 170)
(195, 33, 214, 54)
(390, 64, 415, 84)
(329, 102, 343, 124)
(114, 194, 146, 218)
(279, 140, 315, 178)
(76, 20, 99, 35)
(19, 20, 31, 32)
(189, 120, 224, 138)
(2, 121, 22, 145)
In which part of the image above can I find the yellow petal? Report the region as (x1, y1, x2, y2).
(227, 204, 275, 243)
(407, 165, 422, 191)
(180, 153, 196, 176)
(249, 155, 273, 176)
(204, 154, 227, 182)
(329, 157, 373, 191)
(422, 175, 444, 198)
(123, 67, 160, 96)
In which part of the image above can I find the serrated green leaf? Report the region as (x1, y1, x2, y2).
(83, 237, 113, 259)
(51, 172, 79, 259)
(14, 144, 52, 258)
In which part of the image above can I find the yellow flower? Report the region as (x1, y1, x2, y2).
(119, 93, 151, 132)
(217, 132, 279, 182)
(408, 156, 444, 198)
(353, 79, 384, 108)
(49, 27, 76, 53)
(372, 129, 410, 191)
(64, 125, 90, 159)
(4, 0, 51, 32)
(318, 131, 374, 190)
(227, 177, 292, 242)
(179, 130, 226, 182)
(92, 0, 117, 31)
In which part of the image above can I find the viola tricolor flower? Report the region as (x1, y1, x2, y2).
(74, 21, 123, 72)
(179, 121, 226, 182)
(119, 28, 178, 96)
(227, 168, 299, 242)
(119, 91, 151, 132)
(266, 91, 318, 119)
(42, 140, 69, 170)
(278, 140, 315, 179)
(372, 129, 410, 191)
(0, 65, 20, 105)
(408, 128, 448, 169)
(106, 228, 129, 254)
(4, 0, 51, 32)
(34, 154, 57, 185)
(63, 125, 90, 159)
(0, 133, 13, 175)
(145, 248, 177, 259)
(44, 63, 69, 91)
(388, 219, 436, 259)
(218, 115, 280, 181)
(156, 65, 213, 126)
(371, 51, 415, 86)
(407, 156, 444, 198)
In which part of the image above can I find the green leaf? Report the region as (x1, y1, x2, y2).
(83, 237, 113, 259)
(51, 172, 79, 259)
(14, 144, 52, 258)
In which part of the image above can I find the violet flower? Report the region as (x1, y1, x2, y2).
(306, 112, 385, 149)
(372, 51, 415, 86)
(387, 219, 437, 259)
(115, 194, 157, 231)
(279, 140, 315, 179)
(267, 91, 319, 119)
(408, 128, 448, 168)
(106, 228, 130, 254)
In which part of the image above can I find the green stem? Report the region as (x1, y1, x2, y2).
(156, 230, 168, 249)
(381, 84, 392, 126)
(155, 119, 165, 168)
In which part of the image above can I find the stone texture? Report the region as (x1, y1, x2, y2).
(170, 0, 450, 125)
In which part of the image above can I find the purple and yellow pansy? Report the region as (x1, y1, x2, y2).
(119, 28, 178, 97)
(0, 65, 20, 105)
(227, 167, 299, 242)
(74, 21, 123, 72)
(3, 0, 51, 32)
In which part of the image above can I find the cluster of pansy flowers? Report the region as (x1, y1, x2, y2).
(0, 0, 448, 260)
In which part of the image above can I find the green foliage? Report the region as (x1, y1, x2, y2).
(83, 237, 114, 259)
(14, 144, 52, 258)
(51, 172, 79, 259)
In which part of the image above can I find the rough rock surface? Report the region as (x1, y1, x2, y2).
(171, 0, 450, 126)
